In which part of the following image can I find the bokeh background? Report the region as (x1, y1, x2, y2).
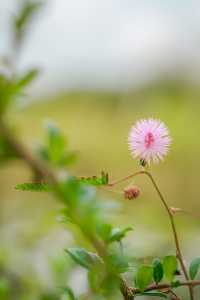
(1, 1, 200, 299)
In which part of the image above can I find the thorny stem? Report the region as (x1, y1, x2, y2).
(108, 170, 194, 300)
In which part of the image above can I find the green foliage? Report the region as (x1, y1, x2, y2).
(97, 224, 133, 243)
(17, 69, 39, 89)
(99, 274, 120, 296)
(15, 182, 49, 191)
(109, 227, 133, 243)
(162, 255, 177, 282)
(38, 122, 76, 167)
(189, 257, 200, 279)
(66, 247, 125, 296)
(0, 0, 40, 115)
(0, 71, 38, 114)
(135, 265, 153, 291)
(153, 258, 164, 284)
(0, 278, 10, 300)
(0, 74, 18, 114)
(79, 171, 109, 186)
(171, 280, 181, 288)
(88, 265, 119, 296)
(96, 223, 112, 242)
(66, 248, 103, 270)
(61, 287, 77, 300)
(105, 253, 129, 274)
(56, 176, 101, 235)
(0, 135, 18, 162)
(14, 0, 42, 44)
(138, 291, 167, 298)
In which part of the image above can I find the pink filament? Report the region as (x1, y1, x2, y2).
(145, 132, 154, 148)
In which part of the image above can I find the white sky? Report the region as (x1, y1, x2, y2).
(1, 0, 200, 94)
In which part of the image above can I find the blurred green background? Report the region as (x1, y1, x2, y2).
(1, 0, 200, 299)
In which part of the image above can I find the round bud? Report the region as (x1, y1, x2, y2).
(124, 186, 140, 200)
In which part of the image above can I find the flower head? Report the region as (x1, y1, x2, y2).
(128, 118, 171, 164)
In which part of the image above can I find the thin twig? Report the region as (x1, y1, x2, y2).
(107, 170, 194, 300)
(133, 279, 200, 294)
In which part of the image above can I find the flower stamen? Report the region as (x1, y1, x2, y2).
(145, 132, 154, 149)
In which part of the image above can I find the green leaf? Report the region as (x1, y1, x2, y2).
(61, 287, 77, 300)
(135, 265, 153, 291)
(100, 274, 120, 295)
(0, 75, 19, 113)
(106, 253, 129, 274)
(46, 122, 66, 163)
(17, 69, 39, 88)
(163, 255, 177, 282)
(153, 258, 163, 284)
(109, 227, 133, 243)
(66, 248, 103, 270)
(79, 171, 109, 186)
(14, 1, 42, 42)
(15, 182, 49, 192)
(97, 223, 112, 242)
(0, 71, 38, 114)
(137, 291, 167, 298)
(189, 257, 200, 279)
(171, 280, 181, 288)
(88, 263, 107, 292)
(39, 122, 76, 167)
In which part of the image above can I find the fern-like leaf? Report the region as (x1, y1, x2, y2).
(78, 171, 109, 186)
(15, 182, 49, 192)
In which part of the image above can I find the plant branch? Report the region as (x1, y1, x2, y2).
(133, 279, 200, 294)
(107, 170, 194, 300)
(0, 119, 130, 300)
(0, 119, 56, 182)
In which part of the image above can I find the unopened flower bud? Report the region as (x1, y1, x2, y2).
(124, 186, 140, 200)
(170, 207, 182, 214)
(140, 158, 147, 167)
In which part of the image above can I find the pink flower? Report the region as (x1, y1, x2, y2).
(128, 118, 171, 164)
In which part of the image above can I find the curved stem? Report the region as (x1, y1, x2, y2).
(143, 171, 194, 300)
(108, 171, 143, 187)
(108, 170, 194, 300)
